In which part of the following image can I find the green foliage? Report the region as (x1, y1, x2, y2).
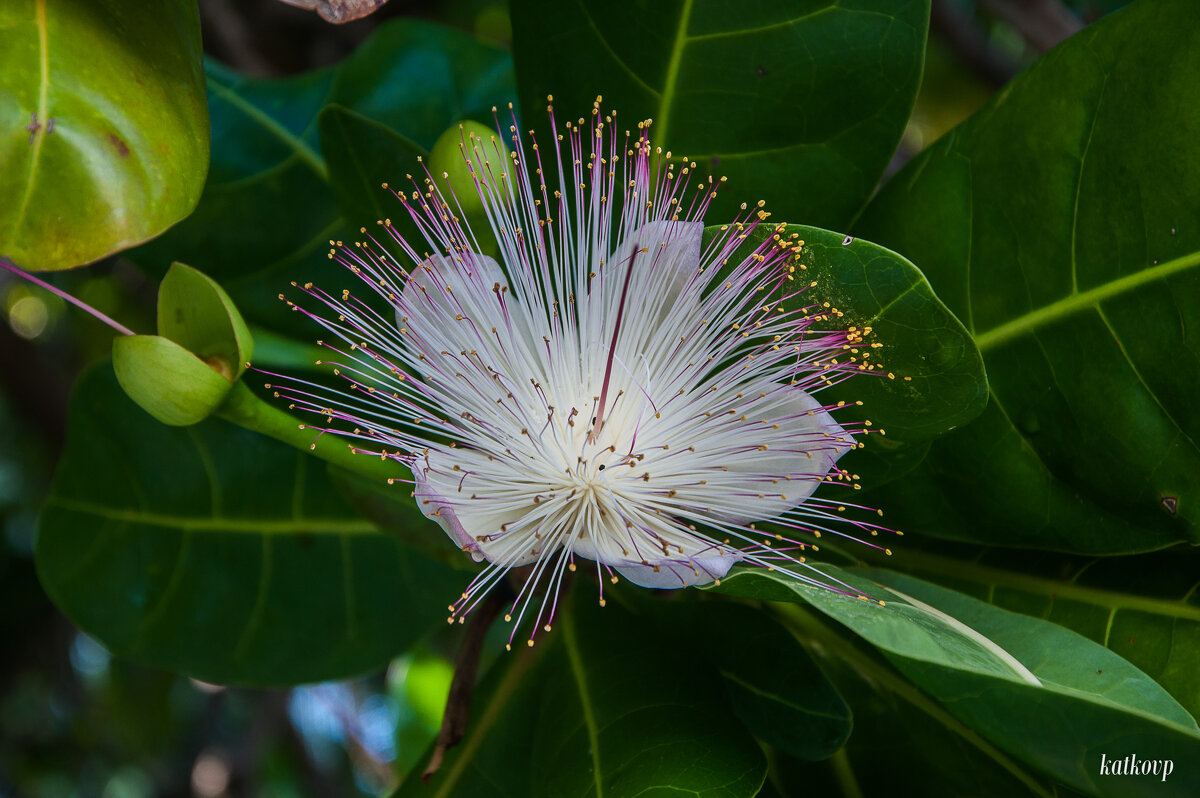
(16, 0, 1200, 795)
(0, 0, 208, 271)
(512, 0, 929, 229)
(129, 19, 515, 340)
(396, 596, 769, 798)
(855, 0, 1200, 554)
(36, 367, 461, 685)
(714, 566, 1200, 796)
(651, 600, 852, 762)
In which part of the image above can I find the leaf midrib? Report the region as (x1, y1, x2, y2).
(974, 249, 1200, 352)
(8, 0, 50, 247)
(654, 0, 694, 146)
(46, 497, 378, 535)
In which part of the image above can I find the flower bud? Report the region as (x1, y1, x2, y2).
(112, 335, 234, 426)
(157, 261, 253, 381)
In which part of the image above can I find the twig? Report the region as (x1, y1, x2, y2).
(422, 585, 510, 783)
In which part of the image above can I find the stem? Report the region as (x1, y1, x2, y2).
(0, 257, 135, 336)
(215, 381, 404, 484)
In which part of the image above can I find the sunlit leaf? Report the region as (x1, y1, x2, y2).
(0, 0, 209, 271)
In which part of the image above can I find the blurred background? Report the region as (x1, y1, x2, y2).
(0, 1, 1125, 795)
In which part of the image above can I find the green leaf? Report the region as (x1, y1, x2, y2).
(706, 223, 986, 482)
(157, 262, 254, 381)
(854, 0, 1200, 552)
(882, 541, 1200, 722)
(512, 0, 929, 229)
(130, 59, 340, 337)
(402, 596, 767, 798)
(653, 599, 852, 761)
(319, 104, 425, 227)
(329, 466, 479, 571)
(0, 0, 209, 271)
(35, 365, 462, 686)
(766, 658, 1057, 798)
(131, 19, 514, 341)
(714, 566, 1200, 796)
(328, 21, 515, 149)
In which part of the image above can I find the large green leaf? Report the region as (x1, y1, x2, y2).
(130, 19, 514, 340)
(0, 0, 209, 271)
(714, 566, 1200, 796)
(35, 366, 462, 686)
(766, 650, 1059, 798)
(649, 598, 852, 761)
(512, 0, 929, 230)
(707, 223, 986, 483)
(399, 596, 767, 798)
(854, 0, 1200, 553)
(883, 541, 1200, 722)
(319, 104, 426, 227)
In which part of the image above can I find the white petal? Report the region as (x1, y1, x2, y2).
(721, 386, 854, 523)
(401, 251, 509, 319)
(413, 450, 543, 567)
(614, 551, 742, 588)
(608, 220, 703, 329)
(570, 521, 742, 589)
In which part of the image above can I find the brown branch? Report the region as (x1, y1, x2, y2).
(422, 585, 509, 783)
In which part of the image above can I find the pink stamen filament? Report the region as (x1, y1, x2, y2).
(0, 258, 135, 336)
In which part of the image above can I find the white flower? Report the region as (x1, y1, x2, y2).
(277, 100, 890, 647)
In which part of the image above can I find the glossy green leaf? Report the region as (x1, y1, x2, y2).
(714, 566, 1200, 796)
(711, 566, 1043, 685)
(652, 599, 852, 761)
(512, 0, 929, 229)
(130, 59, 340, 336)
(329, 466, 478, 571)
(131, 20, 514, 341)
(319, 104, 425, 228)
(767, 653, 1057, 798)
(0, 0, 208, 271)
(157, 262, 254, 380)
(328, 21, 515, 151)
(883, 542, 1200, 722)
(854, 0, 1200, 552)
(706, 223, 986, 484)
(401, 596, 767, 798)
(35, 366, 462, 686)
